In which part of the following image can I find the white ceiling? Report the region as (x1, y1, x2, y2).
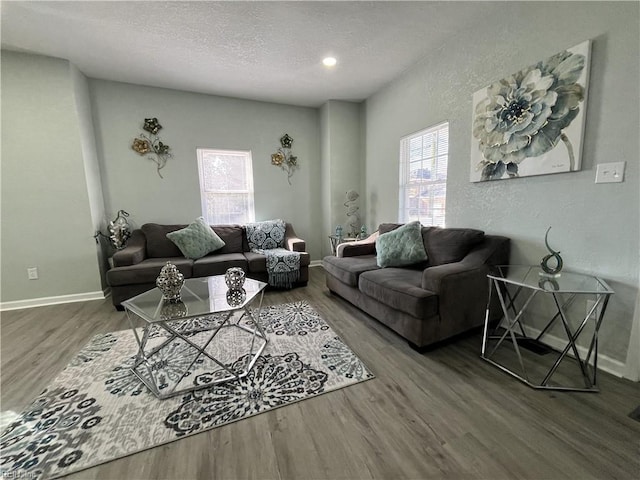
(1, 1, 495, 107)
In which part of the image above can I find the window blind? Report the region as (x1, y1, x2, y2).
(197, 149, 255, 225)
(398, 122, 449, 227)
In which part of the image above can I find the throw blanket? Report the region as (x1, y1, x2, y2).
(246, 220, 300, 288)
(254, 247, 301, 288)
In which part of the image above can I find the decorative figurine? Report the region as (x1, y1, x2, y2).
(540, 227, 563, 276)
(344, 190, 361, 237)
(108, 210, 131, 250)
(359, 225, 368, 240)
(335, 225, 343, 240)
(156, 262, 185, 302)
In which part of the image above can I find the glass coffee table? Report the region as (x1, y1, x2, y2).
(122, 275, 268, 399)
(481, 265, 614, 392)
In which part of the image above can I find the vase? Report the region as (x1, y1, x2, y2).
(225, 267, 246, 289)
(156, 262, 184, 301)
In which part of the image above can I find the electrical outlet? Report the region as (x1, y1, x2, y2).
(586, 299, 601, 321)
(27, 267, 38, 280)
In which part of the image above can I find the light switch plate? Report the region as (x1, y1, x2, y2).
(595, 161, 625, 183)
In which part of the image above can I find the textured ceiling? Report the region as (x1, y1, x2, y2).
(2, 1, 494, 107)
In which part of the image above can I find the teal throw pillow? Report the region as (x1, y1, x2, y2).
(166, 217, 225, 259)
(375, 221, 428, 268)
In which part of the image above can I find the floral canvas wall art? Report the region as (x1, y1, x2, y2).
(470, 41, 591, 182)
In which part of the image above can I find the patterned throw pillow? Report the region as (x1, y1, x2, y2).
(375, 221, 428, 267)
(166, 217, 226, 259)
(246, 219, 286, 250)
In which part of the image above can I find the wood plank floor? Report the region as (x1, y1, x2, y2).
(2, 267, 639, 479)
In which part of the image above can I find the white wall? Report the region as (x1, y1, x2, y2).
(364, 2, 639, 366)
(1, 51, 103, 304)
(89, 80, 322, 259)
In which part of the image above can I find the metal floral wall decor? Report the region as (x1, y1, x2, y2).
(132, 117, 173, 178)
(271, 133, 298, 185)
(470, 40, 591, 182)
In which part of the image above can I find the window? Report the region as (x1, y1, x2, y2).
(398, 122, 449, 227)
(197, 148, 255, 224)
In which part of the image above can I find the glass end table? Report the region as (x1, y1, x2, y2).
(122, 275, 268, 399)
(328, 235, 358, 255)
(481, 265, 614, 392)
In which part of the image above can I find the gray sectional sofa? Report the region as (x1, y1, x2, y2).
(323, 223, 510, 350)
(107, 222, 309, 309)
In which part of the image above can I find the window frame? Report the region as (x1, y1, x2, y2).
(196, 148, 256, 225)
(398, 121, 449, 227)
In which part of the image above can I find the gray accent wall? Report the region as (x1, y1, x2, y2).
(70, 64, 109, 291)
(89, 80, 321, 260)
(1, 51, 103, 302)
(1, 51, 102, 303)
(319, 100, 363, 257)
(363, 2, 639, 364)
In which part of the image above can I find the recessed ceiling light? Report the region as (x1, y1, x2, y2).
(323, 57, 337, 67)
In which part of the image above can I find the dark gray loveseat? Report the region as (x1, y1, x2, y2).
(323, 223, 510, 349)
(107, 222, 309, 309)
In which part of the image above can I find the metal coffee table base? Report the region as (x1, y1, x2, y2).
(126, 305, 268, 400)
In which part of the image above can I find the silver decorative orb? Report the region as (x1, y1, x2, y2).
(226, 288, 246, 307)
(225, 267, 246, 289)
(156, 262, 184, 301)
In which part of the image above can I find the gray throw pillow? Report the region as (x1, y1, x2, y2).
(376, 221, 428, 268)
(166, 217, 225, 259)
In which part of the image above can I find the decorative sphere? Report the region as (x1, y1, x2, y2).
(225, 267, 246, 289)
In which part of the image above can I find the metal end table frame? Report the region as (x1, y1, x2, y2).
(123, 278, 268, 400)
(481, 265, 614, 392)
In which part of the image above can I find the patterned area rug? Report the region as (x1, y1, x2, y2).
(0, 301, 374, 480)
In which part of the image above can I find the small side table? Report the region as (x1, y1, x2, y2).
(481, 265, 614, 392)
(328, 235, 357, 256)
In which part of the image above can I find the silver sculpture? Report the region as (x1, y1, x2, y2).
(156, 262, 185, 302)
(108, 210, 131, 250)
(344, 190, 361, 237)
(540, 227, 563, 276)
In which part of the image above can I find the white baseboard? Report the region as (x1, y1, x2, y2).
(0, 290, 107, 312)
(310, 260, 323, 268)
(520, 325, 627, 379)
